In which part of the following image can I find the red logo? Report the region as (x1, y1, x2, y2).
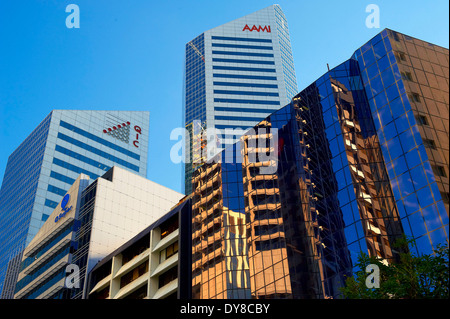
(102, 121, 141, 148)
(133, 126, 142, 148)
(242, 24, 271, 33)
(103, 121, 130, 134)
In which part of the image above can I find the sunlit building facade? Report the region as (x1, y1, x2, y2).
(86, 196, 192, 299)
(13, 167, 184, 299)
(189, 29, 449, 299)
(69, 166, 183, 299)
(14, 175, 90, 299)
(353, 29, 449, 255)
(183, 4, 298, 194)
(191, 160, 251, 299)
(0, 110, 150, 298)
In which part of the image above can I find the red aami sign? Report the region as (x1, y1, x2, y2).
(242, 24, 271, 33)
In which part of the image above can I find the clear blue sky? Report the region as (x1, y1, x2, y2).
(0, 0, 448, 194)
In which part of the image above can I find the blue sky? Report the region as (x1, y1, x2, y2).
(0, 0, 448, 194)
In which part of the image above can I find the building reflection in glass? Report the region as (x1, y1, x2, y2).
(191, 105, 353, 299)
(190, 59, 410, 299)
(328, 60, 406, 264)
(242, 120, 294, 299)
(289, 88, 353, 299)
(191, 149, 251, 299)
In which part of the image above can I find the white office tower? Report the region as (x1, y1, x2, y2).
(183, 5, 298, 193)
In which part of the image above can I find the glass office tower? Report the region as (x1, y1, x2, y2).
(0, 110, 150, 298)
(352, 29, 449, 255)
(190, 29, 448, 299)
(184, 5, 298, 194)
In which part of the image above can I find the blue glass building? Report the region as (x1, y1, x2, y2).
(190, 28, 448, 299)
(352, 29, 449, 256)
(0, 110, 150, 298)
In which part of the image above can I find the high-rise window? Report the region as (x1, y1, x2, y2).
(415, 114, 429, 126)
(432, 165, 447, 177)
(120, 261, 149, 288)
(0, 110, 149, 299)
(423, 138, 437, 149)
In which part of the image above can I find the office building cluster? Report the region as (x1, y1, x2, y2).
(0, 5, 448, 299)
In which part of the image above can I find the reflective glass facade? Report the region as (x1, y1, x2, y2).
(192, 158, 251, 299)
(353, 29, 449, 255)
(0, 110, 150, 298)
(311, 59, 406, 282)
(190, 29, 448, 299)
(0, 113, 52, 299)
(184, 5, 298, 194)
(191, 104, 352, 299)
(184, 33, 207, 194)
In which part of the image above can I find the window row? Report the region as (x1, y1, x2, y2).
(57, 133, 140, 173)
(59, 120, 140, 160)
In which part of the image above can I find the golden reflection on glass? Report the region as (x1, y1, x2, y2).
(291, 97, 333, 298)
(191, 160, 251, 299)
(241, 120, 293, 299)
(191, 162, 224, 299)
(224, 208, 250, 293)
(330, 77, 405, 263)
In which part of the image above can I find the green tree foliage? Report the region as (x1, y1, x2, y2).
(341, 238, 449, 299)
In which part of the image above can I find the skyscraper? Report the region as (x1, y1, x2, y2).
(352, 30, 449, 252)
(0, 110, 150, 298)
(183, 5, 298, 194)
(189, 28, 448, 299)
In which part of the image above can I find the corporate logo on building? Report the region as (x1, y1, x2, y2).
(103, 121, 131, 144)
(55, 193, 73, 223)
(102, 114, 142, 148)
(242, 24, 271, 32)
(133, 125, 142, 148)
